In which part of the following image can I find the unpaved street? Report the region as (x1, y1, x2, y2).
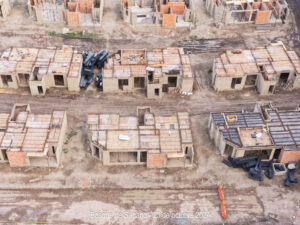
(0, 0, 299, 224)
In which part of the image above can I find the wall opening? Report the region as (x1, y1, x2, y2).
(95, 147, 100, 159)
(1, 75, 9, 87)
(268, 85, 274, 93)
(38, 86, 43, 94)
(0, 6, 3, 18)
(52, 146, 56, 155)
(279, 72, 289, 84)
(134, 77, 145, 88)
(54, 75, 64, 86)
(118, 79, 128, 90)
(162, 84, 168, 92)
(148, 71, 153, 82)
(110, 152, 138, 163)
(155, 88, 159, 96)
(224, 144, 233, 156)
(245, 74, 257, 86)
(18, 73, 30, 86)
(33, 67, 39, 80)
(1, 150, 8, 160)
(140, 152, 147, 162)
(273, 148, 281, 160)
(231, 77, 242, 89)
(168, 77, 177, 87)
(244, 149, 272, 160)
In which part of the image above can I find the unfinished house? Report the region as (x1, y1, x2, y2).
(102, 48, 193, 98)
(27, 0, 104, 26)
(0, 46, 82, 95)
(209, 102, 300, 164)
(212, 42, 300, 95)
(121, 0, 194, 27)
(205, 0, 289, 25)
(88, 106, 194, 168)
(0, 104, 67, 167)
(0, 0, 10, 21)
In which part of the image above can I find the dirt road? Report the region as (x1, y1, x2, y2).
(0, 187, 265, 225)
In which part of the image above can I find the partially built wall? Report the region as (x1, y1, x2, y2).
(205, 0, 289, 25)
(121, 0, 195, 28)
(27, 0, 104, 26)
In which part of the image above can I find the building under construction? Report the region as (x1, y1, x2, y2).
(0, 0, 10, 21)
(209, 102, 300, 164)
(28, 0, 104, 26)
(88, 106, 194, 168)
(102, 48, 194, 98)
(205, 0, 289, 25)
(0, 46, 82, 95)
(0, 104, 67, 167)
(211, 42, 300, 95)
(121, 0, 194, 27)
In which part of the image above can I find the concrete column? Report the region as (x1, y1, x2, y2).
(269, 148, 275, 160)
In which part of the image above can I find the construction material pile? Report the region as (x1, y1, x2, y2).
(223, 156, 274, 181)
(80, 50, 108, 89)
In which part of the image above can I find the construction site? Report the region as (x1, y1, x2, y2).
(205, 0, 290, 25)
(0, 0, 299, 224)
(209, 102, 300, 163)
(0, 46, 82, 95)
(0, 103, 67, 167)
(102, 48, 193, 98)
(212, 42, 300, 95)
(88, 106, 193, 167)
(121, 0, 195, 27)
(27, 0, 104, 26)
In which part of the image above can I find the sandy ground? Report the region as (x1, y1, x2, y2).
(0, 1, 299, 225)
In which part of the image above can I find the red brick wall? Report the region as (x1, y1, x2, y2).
(78, 0, 93, 14)
(169, 2, 185, 15)
(7, 151, 28, 167)
(68, 12, 80, 25)
(255, 10, 271, 24)
(147, 153, 166, 168)
(162, 14, 176, 27)
(160, 4, 170, 13)
(279, 150, 300, 163)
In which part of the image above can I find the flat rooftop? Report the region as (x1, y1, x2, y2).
(0, 46, 82, 79)
(103, 48, 193, 79)
(214, 43, 300, 81)
(0, 104, 65, 156)
(88, 108, 193, 157)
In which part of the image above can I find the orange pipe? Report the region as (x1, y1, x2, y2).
(218, 185, 227, 219)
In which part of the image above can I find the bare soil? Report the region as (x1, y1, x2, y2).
(0, 1, 299, 225)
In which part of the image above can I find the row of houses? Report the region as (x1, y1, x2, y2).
(0, 104, 193, 168)
(1, 0, 291, 27)
(1, 102, 300, 169)
(1, 43, 300, 97)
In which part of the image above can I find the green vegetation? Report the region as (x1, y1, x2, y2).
(189, 35, 198, 41)
(64, 129, 77, 145)
(49, 31, 99, 39)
